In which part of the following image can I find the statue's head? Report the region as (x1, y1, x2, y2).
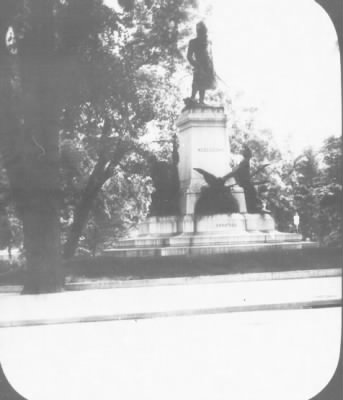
(196, 21, 207, 38)
(242, 146, 252, 159)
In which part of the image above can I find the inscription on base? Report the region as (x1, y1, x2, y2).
(215, 222, 239, 228)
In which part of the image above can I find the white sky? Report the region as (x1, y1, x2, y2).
(105, 0, 341, 154)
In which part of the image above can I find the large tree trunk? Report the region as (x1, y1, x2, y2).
(21, 191, 63, 294)
(0, 107, 64, 293)
(0, 1, 65, 293)
(18, 75, 64, 293)
(10, 77, 64, 293)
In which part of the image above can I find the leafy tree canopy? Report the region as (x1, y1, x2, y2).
(0, 0, 198, 290)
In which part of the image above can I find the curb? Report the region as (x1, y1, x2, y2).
(65, 268, 342, 291)
(0, 299, 341, 329)
(1, 268, 341, 295)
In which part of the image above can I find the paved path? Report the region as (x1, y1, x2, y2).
(0, 268, 340, 327)
(0, 270, 341, 400)
(0, 309, 340, 400)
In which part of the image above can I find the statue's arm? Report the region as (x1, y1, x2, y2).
(187, 40, 197, 67)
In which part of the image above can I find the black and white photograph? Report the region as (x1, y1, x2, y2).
(0, 0, 341, 399)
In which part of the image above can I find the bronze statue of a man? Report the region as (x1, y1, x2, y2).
(187, 21, 216, 105)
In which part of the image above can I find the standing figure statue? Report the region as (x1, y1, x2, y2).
(186, 21, 216, 106)
(225, 146, 270, 214)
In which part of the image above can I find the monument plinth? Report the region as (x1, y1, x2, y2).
(176, 106, 246, 214)
(106, 105, 308, 257)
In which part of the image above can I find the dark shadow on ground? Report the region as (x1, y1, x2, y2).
(0, 247, 341, 286)
(65, 247, 342, 281)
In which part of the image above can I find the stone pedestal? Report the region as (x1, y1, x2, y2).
(107, 105, 305, 258)
(108, 213, 307, 257)
(176, 106, 237, 214)
(228, 179, 247, 213)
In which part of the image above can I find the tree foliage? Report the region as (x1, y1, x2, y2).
(0, 1, 340, 292)
(0, 0, 197, 291)
(228, 103, 341, 245)
(316, 136, 342, 245)
(60, 1, 194, 257)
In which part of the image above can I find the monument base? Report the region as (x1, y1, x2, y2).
(105, 214, 315, 258)
(105, 106, 317, 258)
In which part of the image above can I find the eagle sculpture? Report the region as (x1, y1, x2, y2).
(194, 168, 233, 188)
(193, 162, 271, 214)
(194, 164, 270, 188)
(193, 168, 239, 214)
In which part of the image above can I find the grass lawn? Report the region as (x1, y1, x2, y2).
(0, 247, 341, 287)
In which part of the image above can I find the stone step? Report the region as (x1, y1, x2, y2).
(104, 240, 318, 258)
(168, 232, 301, 247)
(115, 231, 302, 249)
(115, 237, 170, 248)
(138, 214, 277, 236)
